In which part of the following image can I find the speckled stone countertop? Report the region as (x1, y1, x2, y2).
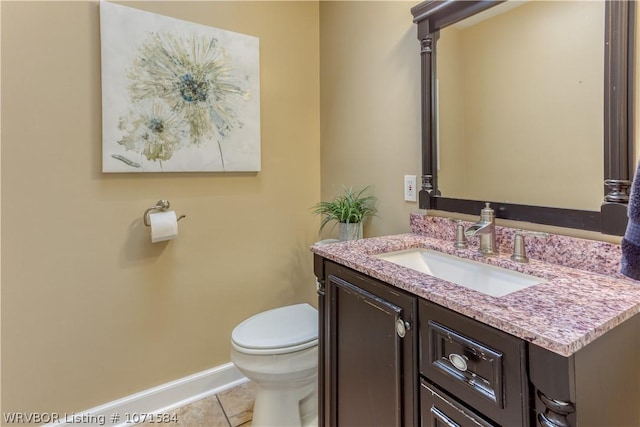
(311, 214, 640, 357)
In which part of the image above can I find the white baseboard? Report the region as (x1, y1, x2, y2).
(46, 362, 248, 427)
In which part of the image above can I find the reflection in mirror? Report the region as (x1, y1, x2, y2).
(436, 1, 604, 211)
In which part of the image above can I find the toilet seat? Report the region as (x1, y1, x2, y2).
(231, 303, 318, 355)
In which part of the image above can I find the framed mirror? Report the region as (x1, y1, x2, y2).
(411, 0, 635, 236)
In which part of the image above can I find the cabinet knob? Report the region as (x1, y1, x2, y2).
(396, 319, 411, 338)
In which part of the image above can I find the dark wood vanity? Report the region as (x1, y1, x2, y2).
(314, 253, 640, 427)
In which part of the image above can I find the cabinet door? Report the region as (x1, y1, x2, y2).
(325, 261, 417, 427)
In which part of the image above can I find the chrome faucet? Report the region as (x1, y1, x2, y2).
(465, 203, 497, 255)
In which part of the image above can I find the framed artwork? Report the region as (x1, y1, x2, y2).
(100, 2, 261, 172)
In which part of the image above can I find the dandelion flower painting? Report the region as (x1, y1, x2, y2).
(100, 2, 260, 172)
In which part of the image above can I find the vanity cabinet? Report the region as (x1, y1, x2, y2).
(314, 254, 640, 427)
(314, 257, 419, 427)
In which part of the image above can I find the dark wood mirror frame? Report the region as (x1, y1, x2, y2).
(411, 0, 635, 236)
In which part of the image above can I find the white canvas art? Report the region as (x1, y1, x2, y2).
(100, 2, 261, 172)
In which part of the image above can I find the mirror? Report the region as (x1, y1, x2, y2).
(437, 1, 604, 211)
(411, 0, 635, 235)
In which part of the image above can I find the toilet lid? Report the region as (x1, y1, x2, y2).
(232, 303, 318, 351)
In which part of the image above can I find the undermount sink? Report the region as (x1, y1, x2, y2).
(375, 248, 545, 297)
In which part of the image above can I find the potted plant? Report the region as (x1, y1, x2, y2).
(312, 186, 378, 241)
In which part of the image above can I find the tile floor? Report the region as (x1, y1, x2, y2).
(138, 381, 257, 427)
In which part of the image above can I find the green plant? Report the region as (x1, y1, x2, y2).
(312, 186, 378, 232)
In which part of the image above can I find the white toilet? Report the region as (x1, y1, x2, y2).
(231, 303, 318, 427)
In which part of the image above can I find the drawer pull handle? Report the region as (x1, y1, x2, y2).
(430, 406, 460, 427)
(448, 353, 468, 372)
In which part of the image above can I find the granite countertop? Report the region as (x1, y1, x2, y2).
(311, 230, 640, 357)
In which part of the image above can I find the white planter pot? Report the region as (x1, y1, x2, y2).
(339, 222, 363, 241)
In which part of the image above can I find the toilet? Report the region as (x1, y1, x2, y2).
(231, 303, 318, 427)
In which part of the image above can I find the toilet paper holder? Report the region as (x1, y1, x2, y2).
(143, 199, 186, 226)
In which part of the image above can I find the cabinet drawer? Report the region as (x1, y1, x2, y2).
(421, 379, 497, 427)
(426, 320, 505, 407)
(420, 300, 529, 426)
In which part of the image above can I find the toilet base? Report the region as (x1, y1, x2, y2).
(251, 376, 318, 427)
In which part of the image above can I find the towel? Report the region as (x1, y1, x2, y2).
(621, 164, 640, 280)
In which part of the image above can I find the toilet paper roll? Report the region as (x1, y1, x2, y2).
(149, 210, 178, 243)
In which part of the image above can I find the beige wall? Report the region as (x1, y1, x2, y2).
(1, 0, 319, 414)
(319, 1, 422, 239)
